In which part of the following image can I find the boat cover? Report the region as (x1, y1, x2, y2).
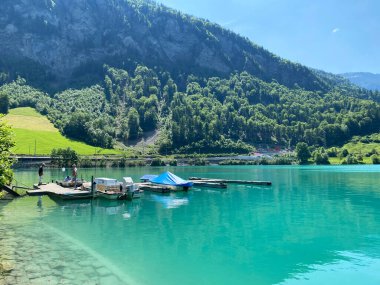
(150, 171, 193, 187)
(140, 174, 158, 181)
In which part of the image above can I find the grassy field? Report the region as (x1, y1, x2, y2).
(2, 107, 120, 155)
(343, 142, 380, 156)
(328, 139, 380, 165)
(328, 156, 373, 165)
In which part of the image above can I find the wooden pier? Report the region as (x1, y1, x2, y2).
(189, 177, 272, 186)
(27, 183, 95, 200)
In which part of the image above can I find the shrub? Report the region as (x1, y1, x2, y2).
(151, 158, 165, 166)
(371, 155, 380, 164)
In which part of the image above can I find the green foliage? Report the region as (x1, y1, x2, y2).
(150, 157, 166, 166)
(3, 107, 119, 155)
(2, 63, 380, 154)
(168, 159, 177, 166)
(371, 155, 380, 164)
(51, 148, 79, 167)
(0, 78, 51, 114)
(342, 154, 360, 165)
(296, 142, 311, 164)
(127, 108, 142, 140)
(190, 157, 208, 166)
(0, 117, 15, 187)
(0, 91, 9, 114)
(312, 148, 330, 165)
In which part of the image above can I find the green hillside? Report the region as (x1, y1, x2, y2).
(3, 107, 119, 155)
(0, 0, 379, 154)
(1, 67, 380, 155)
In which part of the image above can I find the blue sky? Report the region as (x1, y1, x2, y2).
(156, 0, 380, 74)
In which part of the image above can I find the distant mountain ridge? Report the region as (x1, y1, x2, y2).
(0, 0, 332, 91)
(340, 72, 380, 91)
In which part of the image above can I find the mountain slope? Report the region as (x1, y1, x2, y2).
(0, 0, 379, 154)
(341, 72, 380, 91)
(0, 0, 328, 91)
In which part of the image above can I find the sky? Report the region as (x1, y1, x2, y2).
(156, 0, 380, 74)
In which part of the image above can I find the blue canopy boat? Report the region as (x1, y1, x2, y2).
(147, 171, 193, 191)
(140, 174, 158, 182)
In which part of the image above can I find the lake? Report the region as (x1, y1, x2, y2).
(1, 165, 380, 285)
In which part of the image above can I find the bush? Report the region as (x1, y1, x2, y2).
(326, 147, 338, 157)
(295, 142, 311, 164)
(51, 147, 79, 167)
(371, 155, 380, 164)
(150, 158, 165, 166)
(340, 149, 349, 158)
(342, 154, 359, 165)
(0, 92, 9, 114)
(312, 148, 330, 165)
(0, 118, 15, 187)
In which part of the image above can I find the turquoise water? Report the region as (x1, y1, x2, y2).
(2, 165, 380, 284)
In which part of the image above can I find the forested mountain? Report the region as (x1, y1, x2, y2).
(341, 72, 380, 91)
(1, 0, 338, 91)
(0, 0, 380, 154)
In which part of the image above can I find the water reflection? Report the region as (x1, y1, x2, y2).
(150, 193, 189, 209)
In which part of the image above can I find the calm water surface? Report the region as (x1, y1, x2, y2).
(2, 165, 380, 285)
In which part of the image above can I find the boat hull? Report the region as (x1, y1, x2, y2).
(97, 191, 128, 200)
(48, 191, 95, 200)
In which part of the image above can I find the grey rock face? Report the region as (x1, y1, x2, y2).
(0, 0, 324, 90)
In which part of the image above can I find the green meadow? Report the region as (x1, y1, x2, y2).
(3, 107, 120, 155)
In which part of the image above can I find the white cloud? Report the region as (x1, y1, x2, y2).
(332, 28, 340, 33)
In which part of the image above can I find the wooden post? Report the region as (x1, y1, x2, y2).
(91, 176, 95, 198)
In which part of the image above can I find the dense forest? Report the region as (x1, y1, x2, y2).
(0, 0, 380, 154)
(1, 63, 380, 154)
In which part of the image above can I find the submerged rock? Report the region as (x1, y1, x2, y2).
(0, 261, 14, 273)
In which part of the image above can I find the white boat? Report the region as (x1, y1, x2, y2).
(95, 177, 140, 200)
(123, 177, 142, 199)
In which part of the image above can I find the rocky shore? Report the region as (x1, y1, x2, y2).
(0, 216, 127, 285)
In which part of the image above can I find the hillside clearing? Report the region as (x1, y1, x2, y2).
(2, 107, 120, 155)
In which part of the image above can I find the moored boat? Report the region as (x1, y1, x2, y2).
(95, 177, 140, 200)
(149, 171, 193, 191)
(123, 177, 143, 199)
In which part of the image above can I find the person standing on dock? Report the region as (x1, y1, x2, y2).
(72, 164, 78, 188)
(38, 163, 45, 185)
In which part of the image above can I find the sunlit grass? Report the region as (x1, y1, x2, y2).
(3, 107, 120, 155)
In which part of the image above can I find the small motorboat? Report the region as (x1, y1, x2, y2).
(95, 177, 140, 200)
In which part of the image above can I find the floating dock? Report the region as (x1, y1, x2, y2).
(189, 177, 272, 186)
(27, 183, 96, 200)
(137, 183, 171, 193)
(191, 180, 227, 188)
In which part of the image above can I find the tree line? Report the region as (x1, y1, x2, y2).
(1, 64, 380, 154)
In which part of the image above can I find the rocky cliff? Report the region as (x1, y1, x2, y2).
(0, 0, 328, 91)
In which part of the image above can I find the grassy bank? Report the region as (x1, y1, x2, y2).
(3, 107, 120, 155)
